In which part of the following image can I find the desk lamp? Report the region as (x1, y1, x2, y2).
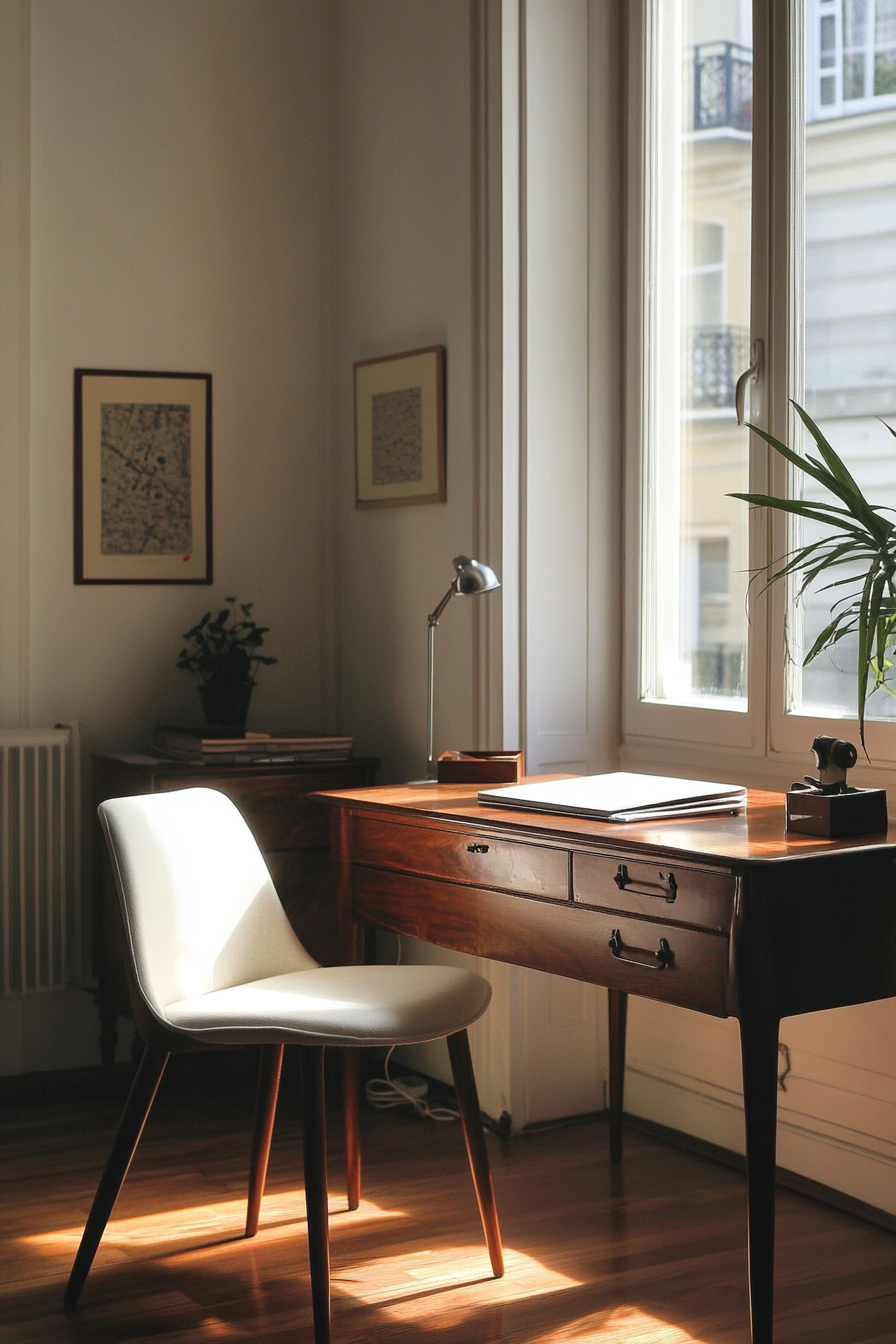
(420, 554, 501, 782)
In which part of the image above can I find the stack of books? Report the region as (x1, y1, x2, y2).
(151, 725, 353, 764)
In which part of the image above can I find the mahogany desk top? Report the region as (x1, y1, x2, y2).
(318, 780, 895, 861)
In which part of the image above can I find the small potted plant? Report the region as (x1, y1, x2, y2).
(177, 597, 277, 730)
(730, 404, 896, 752)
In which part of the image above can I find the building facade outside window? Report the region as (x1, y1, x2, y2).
(628, 0, 896, 764)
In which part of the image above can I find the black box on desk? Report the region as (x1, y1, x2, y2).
(785, 786, 888, 837)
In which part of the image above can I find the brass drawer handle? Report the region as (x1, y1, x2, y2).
(467, 843, 490, 854)
(608, 928, 671, 971)
(613, 863, 677, 902)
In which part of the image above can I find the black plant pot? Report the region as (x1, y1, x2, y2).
(199, 681, 254, 731)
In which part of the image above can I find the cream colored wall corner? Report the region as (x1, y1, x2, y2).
(5, 0, 336, 1074)
(28, 0, 335, 755)
(333, 0, 490, 785)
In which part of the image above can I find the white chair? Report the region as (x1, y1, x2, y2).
(64, 787, 502, 1342)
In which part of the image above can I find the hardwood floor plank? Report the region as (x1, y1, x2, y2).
(3, 1059, 896, 1343)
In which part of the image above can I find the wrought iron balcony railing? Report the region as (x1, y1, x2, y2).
(687, 326, 750, 410)
(694, 41, 753, 132)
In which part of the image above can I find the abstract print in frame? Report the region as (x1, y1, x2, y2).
(354, 345, 446, 508)
(74, 369, 212, 583)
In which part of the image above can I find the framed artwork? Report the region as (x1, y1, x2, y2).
(353, 345, 446, 508)
(74, 368, 212, 584)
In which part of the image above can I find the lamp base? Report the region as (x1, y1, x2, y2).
(407, 776, 439, 787)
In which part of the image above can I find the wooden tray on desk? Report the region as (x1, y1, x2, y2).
(436, 750, 524, 784)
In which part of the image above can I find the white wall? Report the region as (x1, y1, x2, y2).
(28, 0, 334, 750)
(334, 0, 490, 785)
(2, 0, 335, 1072)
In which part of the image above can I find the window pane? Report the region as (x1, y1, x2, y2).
(791, 0, 896, 720)
(844, 0, 868, 48)
(641, 0, 752, 709)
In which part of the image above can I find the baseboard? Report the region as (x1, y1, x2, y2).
(625, 1063, 896, 1220)
(625, 1112, 896, 1237)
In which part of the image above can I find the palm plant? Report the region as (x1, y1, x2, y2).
(730, 403, 896, 752)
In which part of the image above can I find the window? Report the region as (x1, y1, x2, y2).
(627, 0, 896, 764)
(810, 0, 896, 118)
(631, 0, 752, 742)
(786, 0, 896, 740)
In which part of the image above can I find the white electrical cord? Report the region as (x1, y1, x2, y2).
(365, 1046, 460, 1122)
(364, 935, 460, 1122)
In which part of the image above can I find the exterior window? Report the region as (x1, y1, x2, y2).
(638, 0, 752, 713)
(683, 535, 741, 696)
(628, 0, 896, 758)
(788, 0, 896, 726)
(810, 0, 896, 119)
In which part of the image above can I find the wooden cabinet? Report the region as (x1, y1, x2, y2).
(92, 753, 378, 1067)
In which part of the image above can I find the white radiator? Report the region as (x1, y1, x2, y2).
(0, 725, 81, 995)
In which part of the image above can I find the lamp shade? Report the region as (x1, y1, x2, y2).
(453, 554, 501, 597)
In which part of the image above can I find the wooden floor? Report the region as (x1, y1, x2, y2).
(3, 1053, 896, 1344)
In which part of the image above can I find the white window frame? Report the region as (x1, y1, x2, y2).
(622, 0, 767, 760)
(623, 0, 896, 782)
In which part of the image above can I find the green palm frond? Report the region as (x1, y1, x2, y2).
(728, 401, 896, 753)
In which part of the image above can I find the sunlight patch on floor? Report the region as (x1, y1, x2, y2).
(21, 1193, 404, 1253)
(195, 1317, 246, 1339)
(530, 1304, 704, 1343)
(338, 1244, 582, 1319)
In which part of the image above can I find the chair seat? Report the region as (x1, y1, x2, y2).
(164, 963, 491, 1047)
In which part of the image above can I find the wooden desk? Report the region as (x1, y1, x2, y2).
(320, 781, 896, 1344)
(92, 753, 378, 1067)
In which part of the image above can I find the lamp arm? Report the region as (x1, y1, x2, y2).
(428, 582, 457, 627)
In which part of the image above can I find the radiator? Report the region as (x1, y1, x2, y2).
(0, 725, 81, 995)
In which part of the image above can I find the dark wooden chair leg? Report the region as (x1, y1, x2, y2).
(608, 988, 628, 1163)
(740, 1012, 781, 1344)
(64, 1041, 169, 1308)
(301, 1044, 330, 1344)
(446, 1030, 504, 1278)
(343, 1047, 361, 1211)
(245, 1043, 284, 1237)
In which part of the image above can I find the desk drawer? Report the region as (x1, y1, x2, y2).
(587, 912, 729, 1015)
(572, 852, 735, 932)
(353, 816, 569, 900)
(352, 866, 729, 1016)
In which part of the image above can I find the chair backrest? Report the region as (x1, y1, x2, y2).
(99, 788, 317, 1024)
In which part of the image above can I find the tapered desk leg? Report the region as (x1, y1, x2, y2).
(739, 1013, 780, 1344)
(608, 989, 627, 1163)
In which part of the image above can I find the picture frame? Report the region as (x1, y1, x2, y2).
(74, 368, 212, 584)
(353, 345, 446, 508)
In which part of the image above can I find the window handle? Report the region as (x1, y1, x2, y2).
(735, 338, 763, 425)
